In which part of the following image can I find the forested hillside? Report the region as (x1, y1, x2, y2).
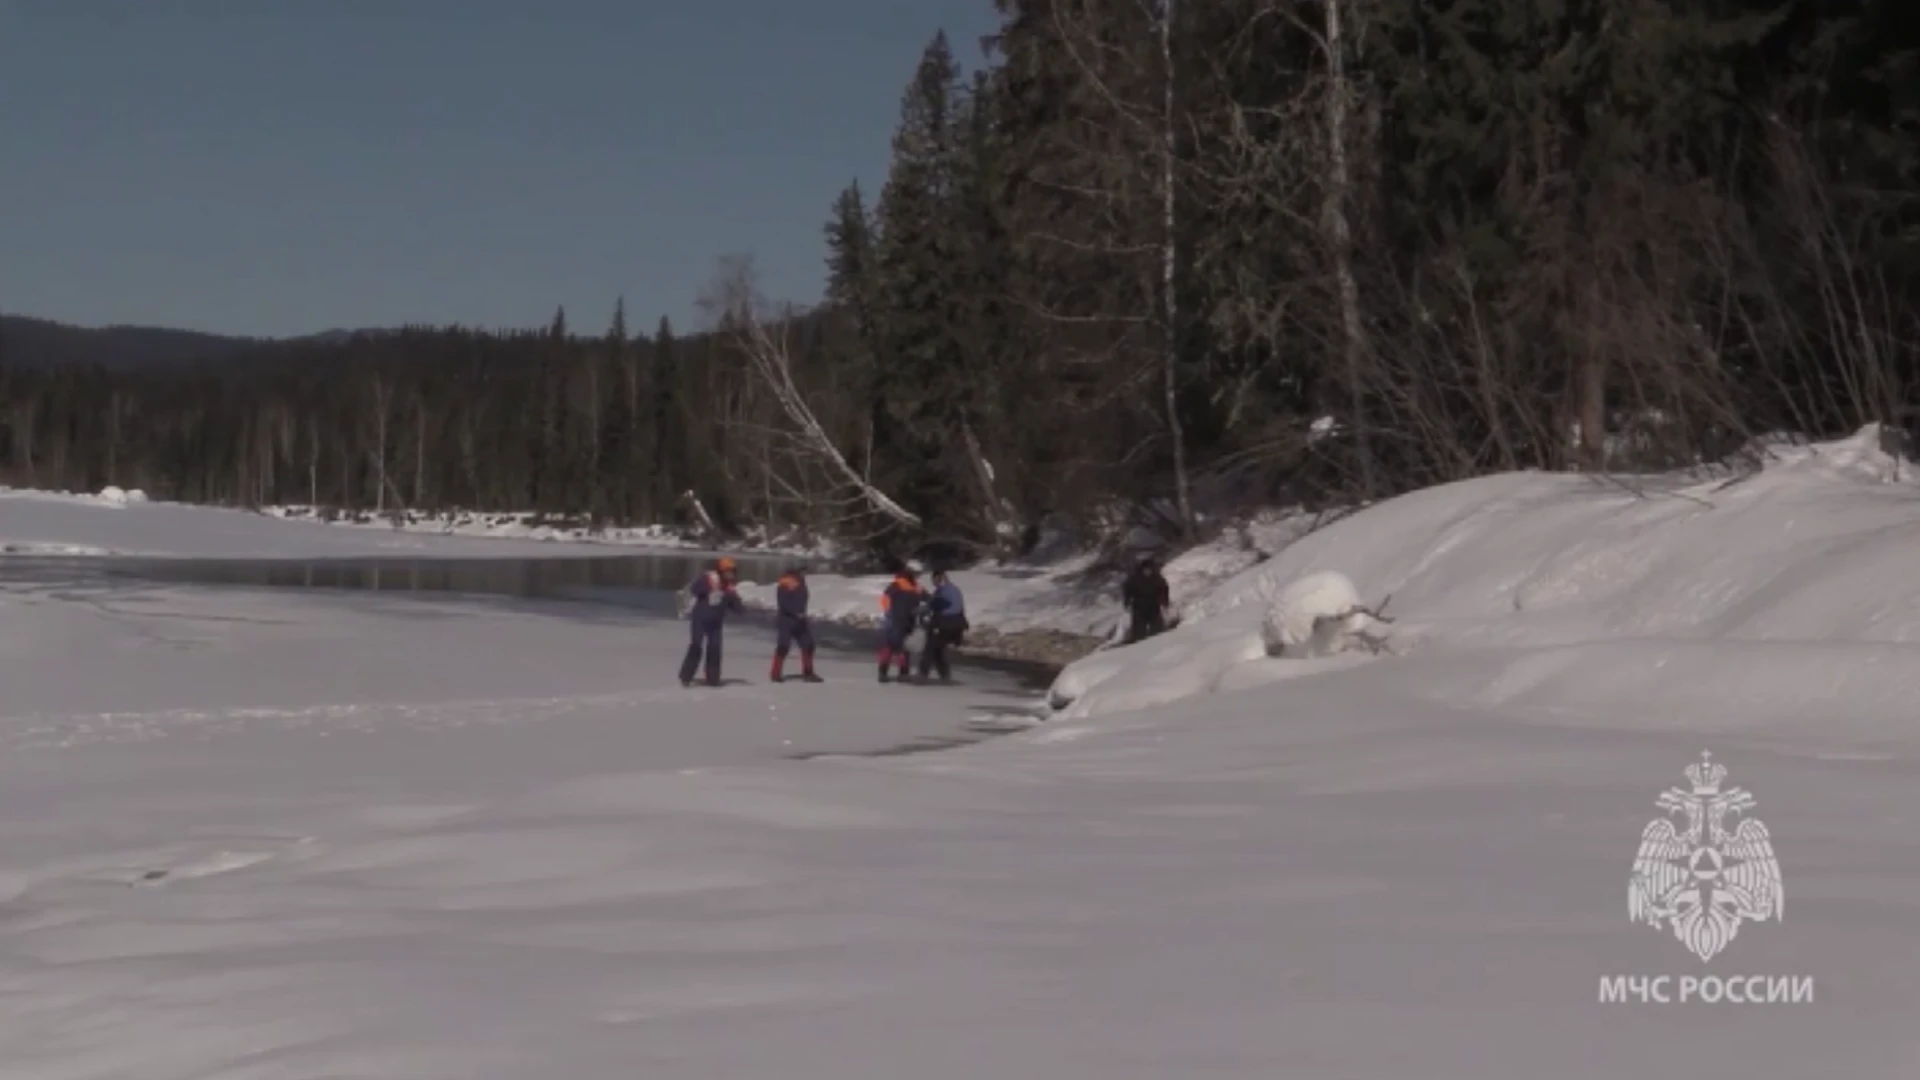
(0, 315, 263, 370)
(3, 0, 1915, 555)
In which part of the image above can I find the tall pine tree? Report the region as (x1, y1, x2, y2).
(872, 32, 971, 532)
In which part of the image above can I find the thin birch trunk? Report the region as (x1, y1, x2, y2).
(1162, 0, 1195, 535)
(1324, 0, 1374, 498)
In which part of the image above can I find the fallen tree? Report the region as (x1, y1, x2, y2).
(703, 256, 923, 536)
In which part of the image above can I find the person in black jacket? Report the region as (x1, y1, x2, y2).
(1120, 556, 1172, 645)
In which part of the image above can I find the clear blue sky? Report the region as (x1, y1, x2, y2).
(0, 0, 994, 338)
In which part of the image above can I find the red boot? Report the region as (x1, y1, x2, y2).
(800, 649, 822, 682)
(770, 652, 786, 683)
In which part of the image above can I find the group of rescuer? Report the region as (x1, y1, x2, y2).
(676, 550, 1176, 687)
(676, 557, 969, 687)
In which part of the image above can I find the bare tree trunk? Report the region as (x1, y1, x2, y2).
(959, 418, 1010, 540)
(105, 392, 120, 487)
(682, 488, 720, 537)
(368, 375, 393, 513)
(1324, 0, 1374, 498)
(1161, 0, 1195, 536)
(257, 411, 275, 506)
(11, 404, 35, 485)
(1578, 346, 1607, 470)
(412, 396, 428, 508)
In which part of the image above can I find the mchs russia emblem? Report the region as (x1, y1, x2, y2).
(1629, 752, 1784, 963)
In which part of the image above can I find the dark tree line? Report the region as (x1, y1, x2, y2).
(0, 309, 736, 528)
(4, 0, 1917, 554)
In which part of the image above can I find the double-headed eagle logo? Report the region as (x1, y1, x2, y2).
(1629, 752, 1784, 963)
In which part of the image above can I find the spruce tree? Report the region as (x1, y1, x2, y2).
(873, 31, 970, 530)
(822, 180, 886, 475)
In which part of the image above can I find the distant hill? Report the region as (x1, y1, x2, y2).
(0, 315, 384, 370)
(0, 315, 264, 370)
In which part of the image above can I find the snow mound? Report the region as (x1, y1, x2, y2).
(1257, 569, 1385, 658)
(96, 485, 149, 506)
(1, 484, 150, 508)
(1050, 424, 1920, 718)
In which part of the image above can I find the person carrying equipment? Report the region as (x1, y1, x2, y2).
(876, 567, 922, 682)
(679, 556, 743, 687)
(1120, 555, 1173, 644)
(769, 566, 822, 683)
(916, 569, 968, 683)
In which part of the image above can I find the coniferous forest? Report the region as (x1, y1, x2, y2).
(3, 0, 1916, 557)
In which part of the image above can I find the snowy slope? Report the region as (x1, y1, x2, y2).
(1051, 427, 1920, 724)
(3, 430, 1918, 1077)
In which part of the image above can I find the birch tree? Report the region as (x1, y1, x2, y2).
(705, 255, 922, 533)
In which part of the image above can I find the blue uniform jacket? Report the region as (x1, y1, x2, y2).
(688, 570, 743, 626)
(775, 574, 809, 619)
(929, 581, 964, 617)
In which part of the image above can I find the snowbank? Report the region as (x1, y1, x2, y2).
(1051, 425, 1920, 722)
(0, 487, 674, 559)
(0, 483, 148, 508)
(0, 486, 834, 556)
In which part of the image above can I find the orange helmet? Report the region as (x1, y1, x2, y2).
(716, 556, 738, 572)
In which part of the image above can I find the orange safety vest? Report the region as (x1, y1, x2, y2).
(878, 575, 916, 613)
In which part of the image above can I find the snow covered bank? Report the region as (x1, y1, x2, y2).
(1050, 426, 1920, 722)
(0, 487, 677, 559)
(0, 485, 835, 556)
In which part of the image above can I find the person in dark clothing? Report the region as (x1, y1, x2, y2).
(769, 567, 821, 682)
(876, 568, 922, 682)
(679, 556, 744, 686)
(1120, 556, 1172, 645)
(916, 570, 968, 682)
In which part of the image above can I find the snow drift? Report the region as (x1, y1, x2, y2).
(1050, 426, 1920, 725)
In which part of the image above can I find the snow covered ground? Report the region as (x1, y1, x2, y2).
(5, 429, 1920, 1077)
